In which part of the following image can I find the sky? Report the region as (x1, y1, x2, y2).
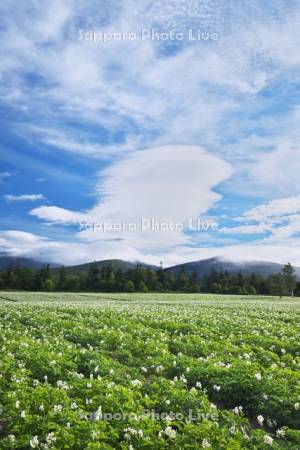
(0, 0, 300, 267)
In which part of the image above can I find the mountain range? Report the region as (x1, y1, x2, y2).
(53, 259, 157, 275)
(0, 254, 58, 271)
(165, 257, 300, 279)
(1, 254, 299, 279)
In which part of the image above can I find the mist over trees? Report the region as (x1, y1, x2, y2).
(0, 261, 298, 297)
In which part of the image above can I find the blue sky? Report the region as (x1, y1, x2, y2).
(1, 0, 300, 266)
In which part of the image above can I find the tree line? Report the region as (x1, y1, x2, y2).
(0, 262, 298, 296)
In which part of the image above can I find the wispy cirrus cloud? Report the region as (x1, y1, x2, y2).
(221, 195, 300, 248)
(1, 0, 300, 163)
(0, 172, 12, 180)
(4, 194, 45, 202)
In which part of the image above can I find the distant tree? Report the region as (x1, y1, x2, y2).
(238, 271, 245, 286)
(21, 269, 35, 291)
(188, 272, 201, 292)
(115, 269, 125, 291)
(162, 271, 175, 291)
(66, 276, 80, 292)
(105, 268, 117, 292)
(177, 269, 190, 292)
(41, 278, 55, 292)
(230, 285, 242, 295)
(4, 264, 16, 289)
(210, 282, 222, 294)
(239, 286, 248, 295)
(125, 280, 135, 293)
(137, 280, 148, 292)
(268, 273, 285, 298)
(157, 266, 165, 284)
(190, 270, 198, 284)
(156, 266, 172, 291)
(87, 264, 101, 291)
(145, 268, 159, 291)
(282, 263, 296, 297)
(34, 264, 51, 290)
(244, 285, 256, 295)
(40, 264, 51, 280)
(58, 266, 68, 291)
(295, 281, 300, 296)
(78, 273, 88, 291)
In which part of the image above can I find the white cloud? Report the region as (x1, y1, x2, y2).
(0, 172, 11, 178)
(0, 230, 87, 265)
(221, 223, 270, 235)
(27, 126, 138, 158)
(2, 0, 300, 165)
(0, 172, 12, 180)
(1, 228, 300, 268)
(30, 205, 84, 224)
(30, 145, 233, 252)
(221, 195, 300, 246)
(222, 106, 300, 198)
(25, 147, 300, 266)
(250, 140, 300, 196)
(244, 196, 300, 221)
(1, 230, 46, 243)
(165, 240, 300, 267)
(4, 194, 45, 202)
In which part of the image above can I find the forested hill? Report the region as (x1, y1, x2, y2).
(0, 256, 299, 296)
(53, 259, 158, 274)
(166, 257, 300, 280)
(2, 254, 300, 280)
